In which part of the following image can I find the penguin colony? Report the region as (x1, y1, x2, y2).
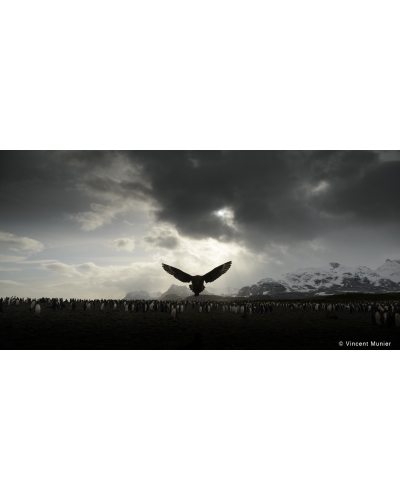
(1, 295, 400, 328)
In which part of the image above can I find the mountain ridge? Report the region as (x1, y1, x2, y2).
(124, 259, 400, 300)
(236, 260, 400, 298)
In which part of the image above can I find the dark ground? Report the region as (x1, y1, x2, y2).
(1, 304, 398, 349)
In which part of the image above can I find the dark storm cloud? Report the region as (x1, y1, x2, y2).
(0, 151, 147, 233)
(123, 150, 400, 250)
(0, 151, 121, 190)
(0, 151, 92, 227)
(125, 150, 293, 243)
(1, 150, 399, 253)
(312, 159, 400, 223)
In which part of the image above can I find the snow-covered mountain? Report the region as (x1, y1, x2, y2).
(160, 284, 191, 299)
(236, 260, 400, 298)
(375, 259, 400, 283)
(219, 286, 240, 296)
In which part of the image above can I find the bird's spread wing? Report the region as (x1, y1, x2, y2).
(203, 261, 232, 283)
(162, 263, 192, 283)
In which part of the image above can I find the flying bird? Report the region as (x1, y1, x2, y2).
(162, 261, 232, 296)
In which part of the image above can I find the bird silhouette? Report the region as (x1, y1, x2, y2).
(162, 261, 232, 296)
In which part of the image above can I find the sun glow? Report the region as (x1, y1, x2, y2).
(214, 208, 236, 229)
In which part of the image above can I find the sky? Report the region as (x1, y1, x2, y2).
(0, 150, 399, 299)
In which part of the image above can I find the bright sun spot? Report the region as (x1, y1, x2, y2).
(214, 208, 236, 229)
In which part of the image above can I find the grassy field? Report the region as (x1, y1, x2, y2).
(1, 303, 398, 349)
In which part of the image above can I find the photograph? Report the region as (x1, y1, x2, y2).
(1, 2, 399, 499)
(1, 150, 399, 349)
